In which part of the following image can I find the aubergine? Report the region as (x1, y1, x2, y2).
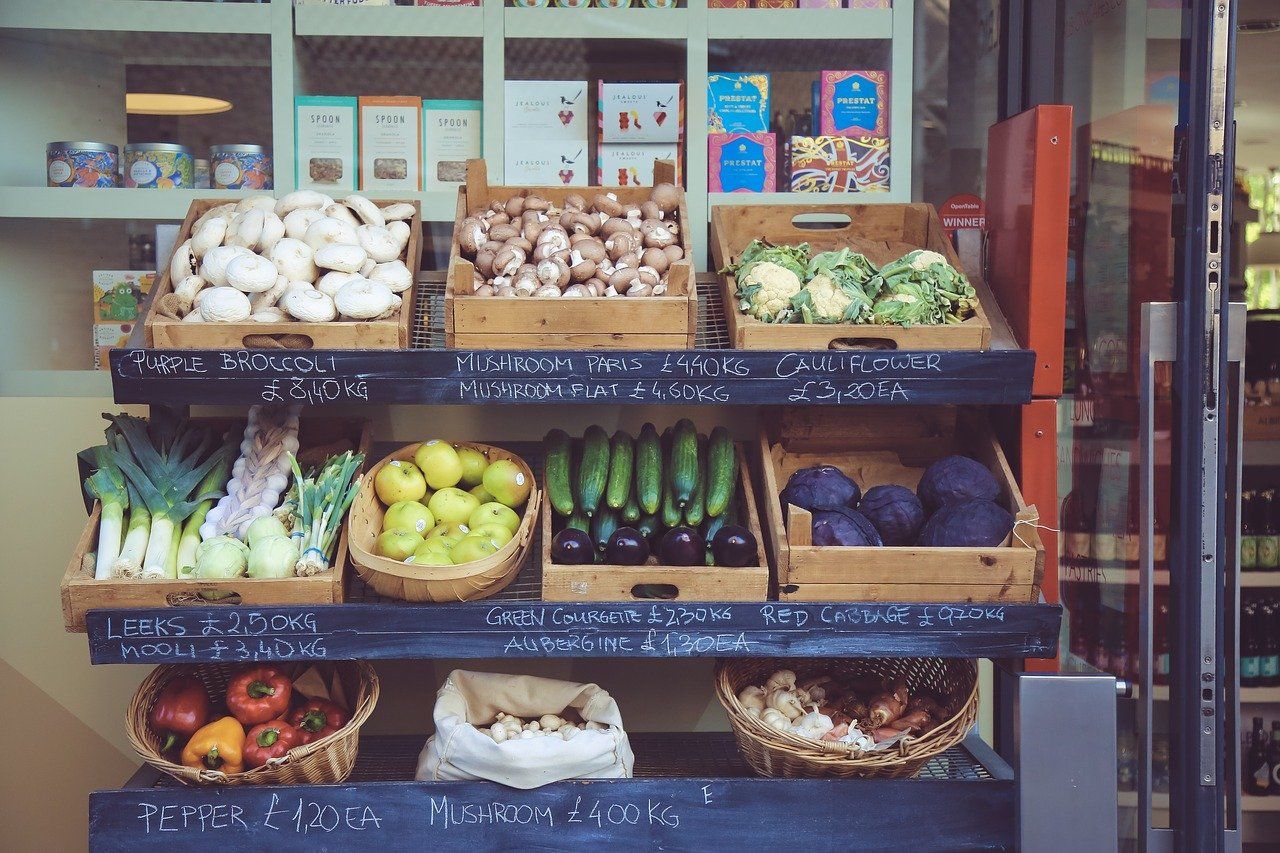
(659, 526, 704, 566)
(711, 524, 758, 567)
(551, 528, 595, 564)
(605, 527, 650, 565)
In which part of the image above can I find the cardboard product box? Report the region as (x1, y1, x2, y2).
(504, 81, 588, 142)
(92, 323, 133, 370)
(92, 270, 155, 323)
(417, 0, 479, 5)
(798, 0, 840, 6)
(754, 0, 797, 7)
(505, 141, 589, 186)
(596, 142, 681, 187)
(819, 70, 890, 137)
(789, 135, 890, 193)
(845, 0, 890, 6)
(295, 0, 390, 5)
(708, 132, 776, 193)
(597, 81, 683, 144)
(423, 99, 482, 190)
(295, 96, 359, 191)
(358, 96, 423, 192)
(708, 0, 749, 6)
(707, 73, 770, 134)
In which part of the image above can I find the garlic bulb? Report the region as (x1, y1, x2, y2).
(790, 706, 835, 740)
(766, 688, 804, 720)
(765, 670, 797, 692)
(760, 709, 791, 731)
(737, 685, 767, 713)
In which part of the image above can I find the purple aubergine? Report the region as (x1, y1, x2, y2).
(551, 528, 595, 564)
(780, 465, 861, 512)
(659, 527, 705, 566)
(606, 527, 650, 565)
(711, 525, 758, 567)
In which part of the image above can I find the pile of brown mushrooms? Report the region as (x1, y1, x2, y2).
(457, 183, 683, 298)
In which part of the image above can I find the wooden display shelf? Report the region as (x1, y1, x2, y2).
(90, 733, 1014, 851)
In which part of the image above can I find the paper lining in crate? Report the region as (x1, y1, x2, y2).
(541, 443, 768, 602)
(758, 407, 1043, 603)
(144, 197, 421, 349)
(710, 202, 992, 350)
(445, 158, 696, 350)
(60, 416, 370, 632)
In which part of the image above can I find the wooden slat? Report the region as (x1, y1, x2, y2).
(779, 582, 1035, 603)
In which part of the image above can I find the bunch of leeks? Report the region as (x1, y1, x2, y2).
(290, 450, 364, 577)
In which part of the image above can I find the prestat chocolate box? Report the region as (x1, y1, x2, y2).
(707, 73, 771, 134)
(819, 70, 889, 138)
(789, 135, 890, 193)
(708, 133, 776, 193)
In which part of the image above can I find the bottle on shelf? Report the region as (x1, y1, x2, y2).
(1242, 490, 1259, 571)
(1262, 596, 1279, 688)
(1270, 722, 1280, 793)
(1261, 490, 1280, 572)
(1242, 596, 1261, 688)
(1244, 716, 1273, 796)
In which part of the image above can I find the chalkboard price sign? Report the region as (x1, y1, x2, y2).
(86, 601, 1061, 664)
(110, 348, 1035, 407)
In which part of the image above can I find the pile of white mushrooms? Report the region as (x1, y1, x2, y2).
(480, 711, 607, 743)
(159, 191, 415, 324)
(458, 183, 683, 298)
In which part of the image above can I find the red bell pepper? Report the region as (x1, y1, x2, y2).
(243, 719, 305, 769)
(148, 676, 212, 753)
(288, 698, 350, 744)
(225, 666, 292, 726)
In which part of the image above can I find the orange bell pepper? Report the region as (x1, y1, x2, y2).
(180, 716, 246, 774)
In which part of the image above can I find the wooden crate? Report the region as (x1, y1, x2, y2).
(445, 159, 696, 350)
(710, 203, 992, 351)
(144, 199, 421, 349)
(541, 444, 768, 601)
(60, 416, 370, 632)
(759, 407, 1043, 603)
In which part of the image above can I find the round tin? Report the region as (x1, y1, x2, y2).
(123, 143, 194, 189)
(210, 144, 273, 190)
(46, 141, 118, 188)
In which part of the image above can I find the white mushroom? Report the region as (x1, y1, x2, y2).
(269, 237, 317, 283)
(173, 275, 207, 314)
(314, 243, 368, 274)
(169, 239, 196, 283)
(304, 217, 359, 251)
(256, 212, 285, 255)
(190, 219, 227, 259)
(181, 311, 205, 323)
(283, 208, 325, 241)
(234, 194, 277, 214)
(198, 287, 252, 323)
(380, 202, 415, 222)
(323, 202, 360, 228)
(359, 257, 377, 277)
(344, 194, 385, 228)
(333, 278, 395, 320)
(192, 203, 235, 233)
(250, 275, 291, 313)
(199, 245, 253, 287)
(224, 254, 279, 293)
(367, 260, 413, 293)
(250, 308, 286, 323)
(387, 220, 410, 251)
(316, 270, 363, 298)
(227, 209, 265, 249)
(275, 190, 329, 217)
(282, 288, 337, 322)
(357, 225, 401, 263)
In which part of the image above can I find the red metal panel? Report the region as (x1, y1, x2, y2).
(1019, 399, 1061, 672)
(986, 106, 1072, 399)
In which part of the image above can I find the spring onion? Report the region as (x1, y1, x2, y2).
(291, 450, 364, 577)
(82, 445, 129, 580)
(109, 411, 233, 579)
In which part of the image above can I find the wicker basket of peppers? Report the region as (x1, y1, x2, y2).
(126, 660, 379, 786)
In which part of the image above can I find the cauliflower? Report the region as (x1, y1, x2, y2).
(791, 248, 879, 323)
(877, 249, 977, 324)
(738, 261, 802, 322)
(906, 249, 950, 271)
(793, 275, 853, 323)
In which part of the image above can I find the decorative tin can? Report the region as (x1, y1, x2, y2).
(210, 144, 274, 190)
(194, 158, 211, 189)
(123, 143, 194, 189)
(46, 142, 118, 188)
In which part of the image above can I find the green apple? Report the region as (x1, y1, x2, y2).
(374, 459, 427, 505)
(413, 440, 463, 490)
(469, 502, 521, 533)
(376, 529, 425, 562)
(451, 535, 500, 565)
(482, 459, 531, 508)
(408, 543, 454, 566)
(383, 501, 435, 536)
(428, 487, 481, 526)
(469, 484, 496, 504)
(457, 446, 489, 488)
(469, 523, 514, 549)
(424, 522, 471, 548)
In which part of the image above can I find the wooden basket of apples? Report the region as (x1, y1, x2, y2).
(346, 440, 539, 602)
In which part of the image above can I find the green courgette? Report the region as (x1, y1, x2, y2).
(591, 506, 619, 553)
(683, 436, 707, 527)
(567, 508, 591, 533)
(660, 438, 683, 530)
(605, 430, 634, 510)
(543, 429, 575, 517)
(671, 418, 698, 507)
(621, 481, 641, 523)
(576, 425, 610, 516)
(704, 426, 736, 518)
(635, 422, 662, 514)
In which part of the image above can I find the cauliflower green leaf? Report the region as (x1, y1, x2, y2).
(876, 249, 978, 325)
(727, 239, 810, 323)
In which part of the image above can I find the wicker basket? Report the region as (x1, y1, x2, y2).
(714, 657, 978, 779)
(126, 661, 379, 786)
(346, 442, 539, 602)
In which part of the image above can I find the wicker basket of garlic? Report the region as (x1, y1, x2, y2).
(144, 192, 421, 350)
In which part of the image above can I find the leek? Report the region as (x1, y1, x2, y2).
(176, 454, 233, 577)
(112, 486, 149, 578)
(291, 451, 364, 577)
(82, 445, 128, 580)
(109, 412, 232, 579)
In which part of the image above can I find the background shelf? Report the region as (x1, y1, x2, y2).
(0, 0, 273, 34)
(0, 187, 252, 220)
(294, 5, 485, 38)
(707, 8, 892, 40)
(505, 7, 689, 40)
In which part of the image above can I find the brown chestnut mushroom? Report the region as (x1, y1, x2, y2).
(614, 251, 640, 271)
(663, 244, 685, 263)
(635, 265, 661, 289)
(523, 195, 551, 212)
(521, 211, 545, 242)
(474, 247, 498, 278)
(506, 235, 533, 253)
(641, 247, 670, 275)
(536, 256, 571, 288)
(641, 220, 677, 249)
(567, 212, 599, 236)
(584, 277, 607, 297)
(608, 267, 640, 291)
(567, 249, 597, 282)
(504, 195, 526, 218)
(593, 193, 625, 218)
(487, 210, 510, 227)
(562, 283, 591, 298)
(493, 245, 526, 277)
(458, 217, 486, 255)
(481, 239, 505, 254)
(474, 283, 495, 297)
(563, 193, 587, 211)
(640, 200, 663, 221)
(575, 241, 607, 264)
(600, 217, 634, 239)
(650, 183, 680, 215)
(625, 281, 653, 298)
(606, 232, 638, 262)
(487, 223, 520, 243)
(496, 285, 518, 298)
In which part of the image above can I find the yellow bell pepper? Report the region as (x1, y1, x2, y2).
(180, 716, 245, 774)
